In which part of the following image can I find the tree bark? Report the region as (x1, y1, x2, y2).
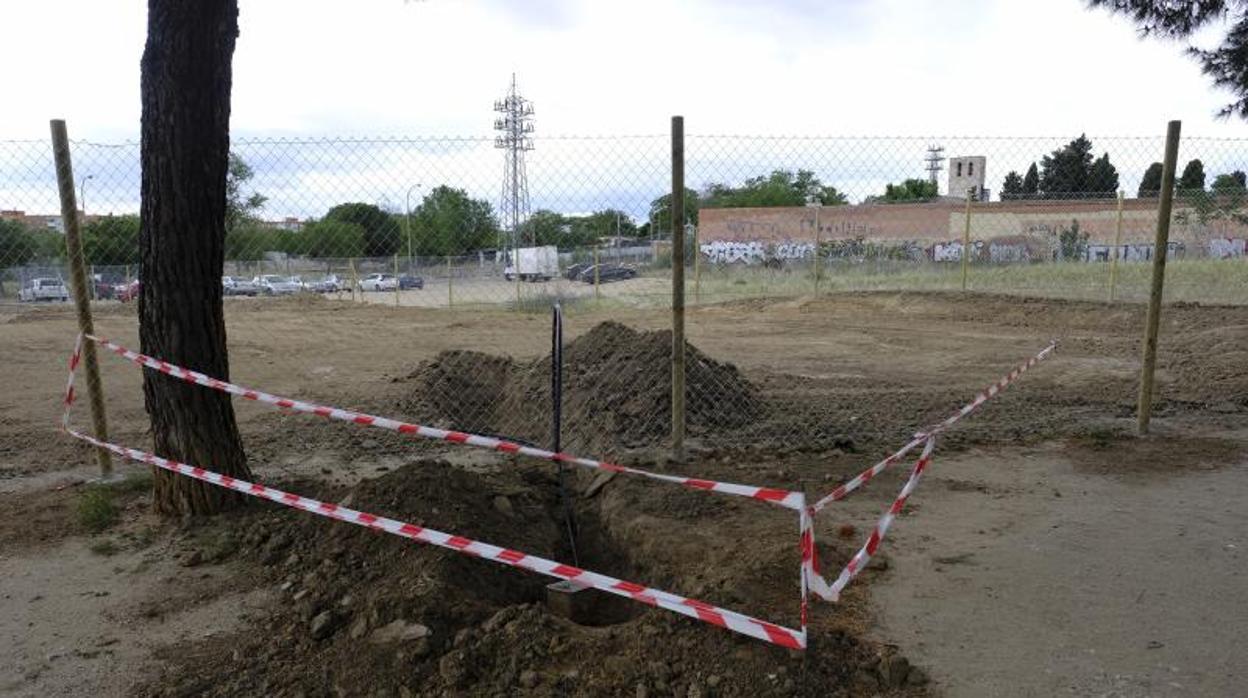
(140, 0, 252, 516)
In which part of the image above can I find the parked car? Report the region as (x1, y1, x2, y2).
(358, 273, 398, 292)
(563, 263, 591, 281)
(252, 275, 302, 295)
(580, 264, 638, 284)
(223, 276, 261, 296)
(19, 277, 70, 302)
(307, 275, 345, 293)
(92, 274, 123, 300)
(115, 279, 141, 303)
(398, 274, 424, 290)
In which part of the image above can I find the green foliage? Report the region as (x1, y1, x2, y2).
(646, 188, 701, 239)
(702, 169, 846, 208)
(77, 486, 119, 533)
(1138, 162, 1164, 198)
(1000, 171, 1024, 200)
(1178, 158, 1206, 192)
(878, 178, 938, 202)
(83, 215, 141, 265)
(226, 153, 267, 233)
(521, 209, 570, 247)
(1212, 170, 1247, 193)
(225, 222, 291, 261)
(1022, 163, 1040, 197)
(1058, 219, 1089, 261)
(325, 202, 402, 257)
(0, 218, 44, 266)
(1037, 136, 1117, 199)
(296, 219, 366, 258)
(407, 186, 501, 256)
(1087, 154, 1120, 198)
(1039, 135, 1093, 197)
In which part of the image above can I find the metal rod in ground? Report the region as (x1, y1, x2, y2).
(1138, 120, 1182, 435)
(670, 115, 686, 460)
(551, 302, 578, 565)
(50, 119, 113, 478)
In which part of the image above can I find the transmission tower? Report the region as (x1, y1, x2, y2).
(494, 74, 534, 249)
(924, 145, 946, 190)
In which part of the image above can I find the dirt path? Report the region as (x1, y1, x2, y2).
(869, 422, 1248, 697)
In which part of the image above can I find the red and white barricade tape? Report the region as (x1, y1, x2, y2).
(803, 438, 936, 602)
(60, 333, 1057, 646)
(59, 336, 807, 649)
(84, 334, 804, 511)
(809, 340, 1056, 513)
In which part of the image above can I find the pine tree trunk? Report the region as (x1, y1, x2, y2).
(139, 0, 252, 516)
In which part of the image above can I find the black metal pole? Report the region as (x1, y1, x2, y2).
(552, 302, 578, 564)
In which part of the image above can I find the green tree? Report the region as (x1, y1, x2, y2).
(520, 210, 569, 247)
(1212, 170, 1248, 193)
(325, 202, 402, 257)
(1138, 162, 1164, 198)
(1087, 153, 1121, 198)
(139, 0, 252, 516)
(1039, 135, 1095, 198)
(1089, 0, 1248, 119)
(1022, 163, 1040, 198)
(646, 188, 701, 239)
(1000, 171, 1024, 200)
(224, 222, 283, 261)
(408, 186, 501, 256)
(297, 219, 366, 258)
(225, 153, 267, 233)
(1178, 158, 1206, 192)
(1058, 219, 1089, 260)
(879, 178, 938, 202)
(0, 219, 40, 267)
(702, 169, 846, 208)
(83, 215, 141, 265)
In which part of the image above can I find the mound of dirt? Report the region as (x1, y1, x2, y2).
(400, 321, 766, 454)
(139, 461, 920, 697)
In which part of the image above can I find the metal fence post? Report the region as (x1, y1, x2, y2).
(50, 119, 113, 478)
(961, 187, 973, 292)
(447, 255, 453, 309)
(393, 254, 400, 306)
(1138, 120, 1181, 435)
(670, 116, 686, 460)
(1109, 190, 1124, 303)
(593, 245, 600, 301)
(349, 258, 359, 303)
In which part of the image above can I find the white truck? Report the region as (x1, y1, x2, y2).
(503, 245, 559, 282)
(19, 277, 70, 302)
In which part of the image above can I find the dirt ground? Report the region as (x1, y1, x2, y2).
(1, 291, 1246, 696)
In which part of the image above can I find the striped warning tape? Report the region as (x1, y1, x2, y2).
(84, 334, 804, 511)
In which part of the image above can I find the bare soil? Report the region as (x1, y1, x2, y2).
(1, 291, 1246, 696)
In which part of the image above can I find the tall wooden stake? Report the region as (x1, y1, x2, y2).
(50, 119, 113, 478)
(670, 116, 686, 460)
(1138, 120, 1181, 435)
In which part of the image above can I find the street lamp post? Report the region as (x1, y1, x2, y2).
(404, 183, 422, 271)
(78, 174, 94, 222)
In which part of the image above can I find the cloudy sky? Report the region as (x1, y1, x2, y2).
(3, 0, 1247, 218)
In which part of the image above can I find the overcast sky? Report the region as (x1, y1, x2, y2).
(4, 0, 1247, 139)
(3, 0, 1248, 218)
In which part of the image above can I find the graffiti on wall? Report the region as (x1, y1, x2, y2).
(699, 240, 815, 264)
(1209, 238, 1247, 259)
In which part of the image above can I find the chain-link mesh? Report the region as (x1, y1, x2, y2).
(3, 133, 1247, 458)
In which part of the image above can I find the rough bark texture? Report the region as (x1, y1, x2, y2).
(140, 0, 252, 516)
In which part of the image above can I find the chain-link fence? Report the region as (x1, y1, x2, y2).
(4, 132, 1247, 459)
